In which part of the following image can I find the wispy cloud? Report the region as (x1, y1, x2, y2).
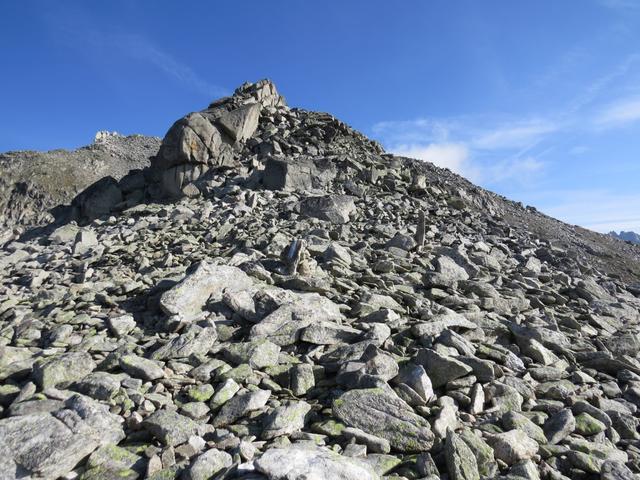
(41, 6, 227, 99)
(471, 120, 559, 150)
(594, 96, 640, 127)
(372, 115, 550, 185)
(104, 33, 228, 98)
(597, 0, 640, 10)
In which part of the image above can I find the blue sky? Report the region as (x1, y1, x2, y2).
(1, 1, 640, 233)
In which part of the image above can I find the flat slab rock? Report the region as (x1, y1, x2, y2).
(251, 444, 379, 480)
(159, 263, 254, 323)
(333, 388, 434, 452)
(0, 395, 124, 480)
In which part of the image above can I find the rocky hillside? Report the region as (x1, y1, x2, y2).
(1, 80, 640, 480)
(0, 131, 160, 232)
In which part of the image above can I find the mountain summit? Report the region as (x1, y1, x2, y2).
(0, 81, 640, 480)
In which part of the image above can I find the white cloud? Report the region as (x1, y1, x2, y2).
(109, 34, 228, 98)
(392, 143, 474, 176)
(471, 120, 559, 150)
(372, 116, 550, 185)
(594, 96, 640, 127)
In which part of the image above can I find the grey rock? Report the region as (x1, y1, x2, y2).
(544, 408, 575, 444)
(290, 363, 316, 396)
(106, 314, 136, 338)
(33, 352, 96, 389)
(261, 400, 311, 439)
(487, 429, 539, 466)
(185, 448, 232, 480)
(333, 388, 434, 452)
(222, 339, 280, 369)
(252, 444, 379, 480)
(445, 429, 480, 480)
(159, 263, 254, 324)
(415, 349, 473, 388)
(119, 354, 165, 381)
(300, 195, 356, 224)
(0, 395, 124, 480)
(250, 292, 343, 346)
(142, 410, 199, 446)
(217, 103, 261, 142)
(150, 324, 217, 360)
(212, 388, 271, 427)
(393, 363, 434, 402)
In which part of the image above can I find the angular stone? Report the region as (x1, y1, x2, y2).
(343, 427, 391, 454)
(445, 429, 480, 480)
(185, 448, 232, 480)
(142, 410, 199, 446)
(212, 388, 271, 427)
(574, 412, 606, 436)
(216, 103, 261, 142)
(544, 408, 575, 444)
(106, 315, 136, 338)
(209, 379, 240, 411)
(0, 395, 124, 480)
(333, 388, 434, 452)
(119, 355, 165, 381)
(263, 156, 336, 192)
(250, 292, 343, 346)
(415, 349, 473, 388)
(159, 263, 254, 323)
(222, 339, 280, 369)
(33, 352, 96, 389)
(502, 410, 547, 444)
(252, 445, 379, 480)
(393, 363, 434, 402)
(262, 401, 312, 439)
(290, 363, 316, 396)
(150, 324, 217, 360)
(300, 195, 356, 224)
(300, 322, 361, 345)
(487, 430, 538, 466)
(74, 372, 121, 401)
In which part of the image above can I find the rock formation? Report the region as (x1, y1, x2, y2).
(0, 80, 640, 479)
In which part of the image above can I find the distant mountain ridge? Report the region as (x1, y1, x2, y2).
(610, 230, 640, 244)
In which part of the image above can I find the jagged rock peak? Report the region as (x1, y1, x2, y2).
(223, 78, 287, 109)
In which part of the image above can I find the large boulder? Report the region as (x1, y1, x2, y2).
(0, 395, 124, 480)
(159, 263, 254, 324)
(263, 156, 337, 191)
(152, 79, 285, 197)
(333, 388, 435, 452)
(300, 195, 356, 224)
(252, 444, 379, 480)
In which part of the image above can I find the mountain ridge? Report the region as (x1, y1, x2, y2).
(0, 80, 640, 480)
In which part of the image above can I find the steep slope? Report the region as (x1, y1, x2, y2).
(0, 132, 160, 231)
(1, 80, 640, 480)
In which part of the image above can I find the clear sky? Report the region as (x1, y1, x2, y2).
(1, 1, 640, 233)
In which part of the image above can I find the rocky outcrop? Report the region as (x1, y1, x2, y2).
(151, 80, 285, 197)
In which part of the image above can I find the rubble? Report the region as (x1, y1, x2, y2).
(0, 79, 640, 479)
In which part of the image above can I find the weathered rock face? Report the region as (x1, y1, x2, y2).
(1, 80, 640, 480)
(152, 80, 286, 197)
